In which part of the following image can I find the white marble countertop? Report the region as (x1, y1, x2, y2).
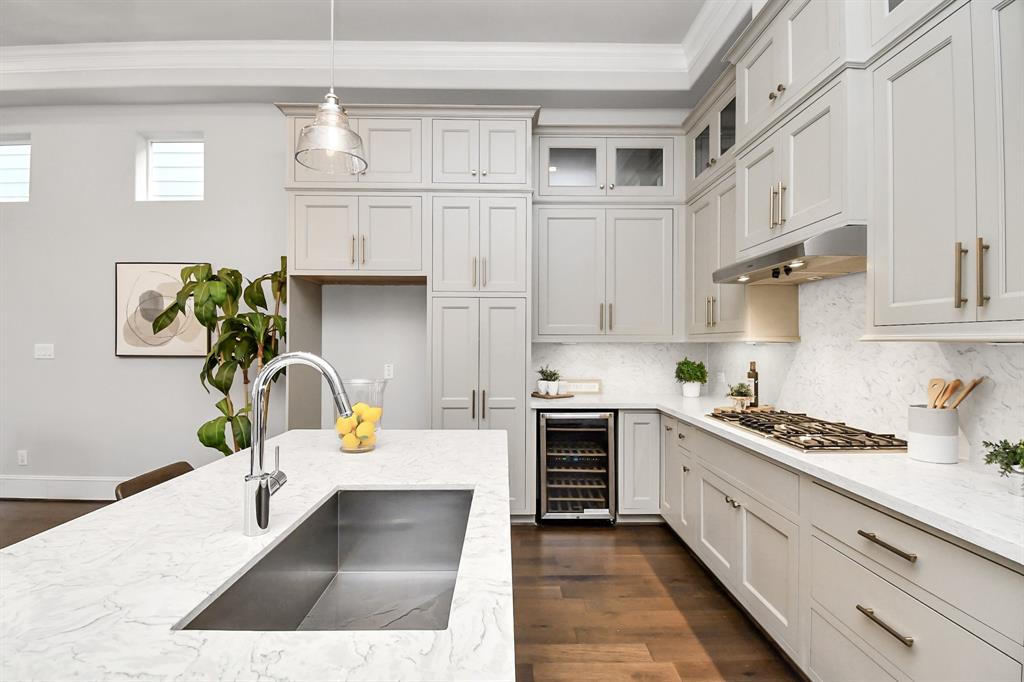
(532, 393, 1024, 568)
(0, 430, 515, 682)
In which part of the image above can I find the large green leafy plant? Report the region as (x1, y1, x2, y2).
(152, 258, 287, 455)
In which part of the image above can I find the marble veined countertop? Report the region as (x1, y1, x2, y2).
(532, 393, 1024, 568)
(0, 430, 514, 682)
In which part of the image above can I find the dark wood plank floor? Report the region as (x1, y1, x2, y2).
(512, 524, 799, 682)
(2, 502, 798, 681)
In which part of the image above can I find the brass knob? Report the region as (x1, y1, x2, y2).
(768, 91, 778, 101)
(599, 184, 605, 189)
(482, 170, 488, 176)
(776, 83, 786, 93)
(709, 158, 717, 166)
(471, 169, 477, 176)
(609, 183, 615, 189)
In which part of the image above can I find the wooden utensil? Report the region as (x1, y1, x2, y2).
(947, 377, 984, 409)
(937, 379, 963, 408)
(927, 378, 946, 408)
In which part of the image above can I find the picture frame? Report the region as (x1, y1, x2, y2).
(114, 262, 209, 357)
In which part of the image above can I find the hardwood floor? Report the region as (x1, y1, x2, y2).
(512, 524, 799, 682)
(1, 502, 799, 681)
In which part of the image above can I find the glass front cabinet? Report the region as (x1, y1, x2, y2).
(539, 136, 674, 197)
(685, 73, 738, 196)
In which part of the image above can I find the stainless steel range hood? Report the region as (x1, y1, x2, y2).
(713, 225, 867, 285)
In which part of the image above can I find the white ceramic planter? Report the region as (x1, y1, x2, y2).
(546, 381, 560, 396)
(682, 382, 702, 398)
(537, 380, 549, 395)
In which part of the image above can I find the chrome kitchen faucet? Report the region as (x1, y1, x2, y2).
(244, 352, 353, 536)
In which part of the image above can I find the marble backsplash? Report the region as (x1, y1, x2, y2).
(534, 274, 1024, 463)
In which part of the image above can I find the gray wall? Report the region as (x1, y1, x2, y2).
(0, 104, 288, 485)
(319, 284, 429, 429)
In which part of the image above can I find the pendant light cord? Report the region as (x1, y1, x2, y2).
(329, 0, 335, 95)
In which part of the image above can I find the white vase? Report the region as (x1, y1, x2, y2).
(1010, 468, 1024, 497)
(682, 382, 702, 398)
(537, 380, 549, 395)
(546, 381, 560, 396)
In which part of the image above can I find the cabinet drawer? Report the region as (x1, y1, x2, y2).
(675, 420, 697, 451)
(812, 538, 1021, 682)
(808, 608, 898, 682)
(690, 428, 799, 514)
(811, 483, 1024, 644)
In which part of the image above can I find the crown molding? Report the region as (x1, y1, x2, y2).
(681, 0, 755, 77)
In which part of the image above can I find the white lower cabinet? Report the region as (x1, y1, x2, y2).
(659, 416, 680, 529)
(807, 608, 898, 682)
(617, 411, 661, 514)
(696, 468, 740, 577)
(430, 297, 528, 513)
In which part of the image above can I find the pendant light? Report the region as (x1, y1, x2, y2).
(294, 0, 367, 175)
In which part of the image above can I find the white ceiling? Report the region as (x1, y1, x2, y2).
(1, 0, 708, 46)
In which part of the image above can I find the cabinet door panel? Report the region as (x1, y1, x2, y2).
(607, 137, 673, 197)
(783, 0, 841, 98)
(432, 198, 480, 291)
(480, 198, 527, 293)
(432, 119, 480, 183)
(808, 609, 898, 682)
(688, 193, 717, 334)
(660, 416, 680, 526)
(780, 83, 845, 233)
(539, 137, 607, 196)
(430, 298, 479, 430)
(293, 194, 358, 271)
(739, 33, 779, 138)
(618, 411, 661, 514)
(536, 208, 606, 335)
(974, 0, 1024, 322)
(737, 134, 781, 252)
(698, 471, 739, 580)
(479, 299, 528, 513)
(737, 495, 799, 651)
(358, 118, 422, 183)
(480, 120, 528, 185)
(679, 451, 699, 546)
(605, 209, 673, 336)
(715, 179, 746, 333)
(358, 196, 422, 271)
(872, 8, 977, 325)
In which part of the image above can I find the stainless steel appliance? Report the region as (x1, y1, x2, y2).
(709, 410, 907, 451)
(539, 412, 615, 521)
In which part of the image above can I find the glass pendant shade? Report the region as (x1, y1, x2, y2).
(295, 92, 368, 175)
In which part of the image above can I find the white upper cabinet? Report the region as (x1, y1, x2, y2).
(872, 7, 978, 326)
(292, 195, 422, 273)
(972, 0, 1024, 323)
(684, 71, 737, 198)
(536, 207, 676, 339)
(605, 209, 673, 335)
(688, 173, 746, 337)
(432, 196, 527, 292)
(536, 208, 606, 335)
(539, 136, 676, 198)
(738, 31, 781, 142)
(433, 119, 529, 185)
(736, 131, 782, 252)
(358, 119, 422, 183)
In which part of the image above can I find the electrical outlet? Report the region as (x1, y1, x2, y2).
(17, 450, 28, 466)
(383, 363, 395, 379)
(33, 343, 55, 359)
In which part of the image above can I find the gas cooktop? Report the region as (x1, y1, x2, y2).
(708, 410, 907, 451)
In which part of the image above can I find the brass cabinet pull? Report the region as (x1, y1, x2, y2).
(710, 296, 716, 327)
(482, 390, 486, 419)
(976, 237, 990, 307)
(724, 495, 740, 508)
(709, 157, 717, 166)
(361, 236, 366, 264)
(609, 303, 614, 331)
(472, 256, 477, 287)
(856, 605, 914, 647)
(954, 241, 968, 308)
(471, 389, 476, 420)
(682, 465, 690, 472)
(351, 235, 356, 264)
(769, 185, 778, 228)
(777, 182, 787, 225)
(482, 257, 488, 288)
(704, 296, 710, 327)
(857, 530, 918, 563)
(678, 432, 685, 440)
(599, 303, 605, 331)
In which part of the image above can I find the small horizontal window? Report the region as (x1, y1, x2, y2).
(0, 142, 31, 203)
(147, 140, 204, 201)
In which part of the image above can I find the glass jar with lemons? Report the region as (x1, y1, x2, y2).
(335, 378, 387, 453)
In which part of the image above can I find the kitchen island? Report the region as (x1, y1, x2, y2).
(0, 429, 515, 682)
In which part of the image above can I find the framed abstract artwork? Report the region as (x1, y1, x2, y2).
(114, 262, 209, 357)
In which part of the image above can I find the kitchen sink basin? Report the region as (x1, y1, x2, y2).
(179, 489, 473, 631)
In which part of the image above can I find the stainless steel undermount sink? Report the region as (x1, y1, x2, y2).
(179, 489, 473, 631)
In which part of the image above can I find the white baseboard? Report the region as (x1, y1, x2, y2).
(0, 475, 119, 500)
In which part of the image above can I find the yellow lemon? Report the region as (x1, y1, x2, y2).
(362, 433, 377, 447)
(351, 402, 369, 417)
(341, 433, 361, 449)
(356, 420, 376, 439)
(362, 406, 383, 423)
(335, 415, 357, 435)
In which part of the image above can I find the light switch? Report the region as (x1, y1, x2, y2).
(34, 343, 54, 359)
(17, 450, 28, 466)
(383, 363, 395, 379)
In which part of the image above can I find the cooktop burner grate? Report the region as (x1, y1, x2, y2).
(708, 411, 907, 451)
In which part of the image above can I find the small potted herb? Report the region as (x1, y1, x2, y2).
(537, 365, 561, 396)
(983, 439, 1024, 496)
(675, 358, 708, 398)
(727, 382, 753, 411)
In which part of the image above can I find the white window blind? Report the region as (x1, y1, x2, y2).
(0, 143, 31, 202)
(148, 141, 204, 200)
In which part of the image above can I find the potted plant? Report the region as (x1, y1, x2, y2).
(537, 365, 561, 395)
(727, 382, 754, 411)
(983, 439, 1024, 496)
(675, 358, 708, 398)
